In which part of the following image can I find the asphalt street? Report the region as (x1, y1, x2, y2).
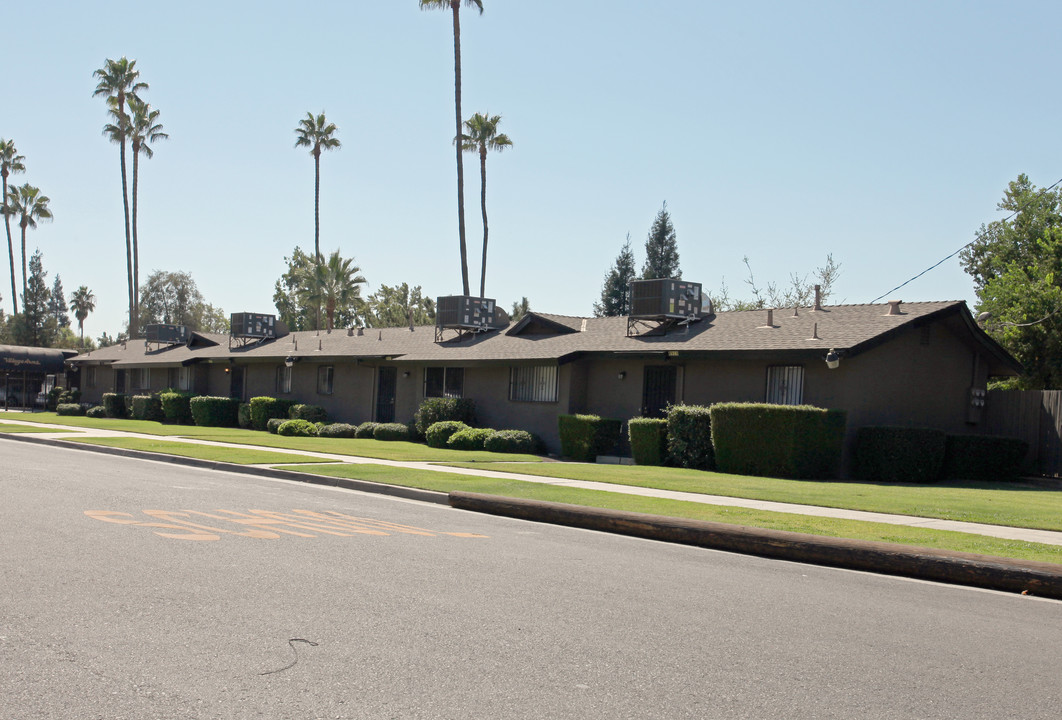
(2, 440, 1060, 719)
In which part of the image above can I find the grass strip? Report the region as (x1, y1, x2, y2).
(64, 437, 332, 465)
(272, 462, 1062, 565)
(0, 423, 78, 434)
(444, 462, 1062, 533)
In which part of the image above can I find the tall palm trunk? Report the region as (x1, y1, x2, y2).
(478, 146, 488, 298)
(120, 139, 134, 336)
(313, 149, 321, 261)
(20, 221, 27, 301)
(2, 174, 15, 314)
(451, 0, 470, 296)
(132, 145, 140, 336)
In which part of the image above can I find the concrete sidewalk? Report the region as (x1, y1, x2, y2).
(3, 414, 1062, 548)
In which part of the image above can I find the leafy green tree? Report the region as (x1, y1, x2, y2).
(365, 283, 436, 327)
(297, 250, 367, 331)
(94, 57, 148, 336)
(594, 234, 636, 317)
(960, 174, 1062, 389)
(274, 246, 320, 331)
(49, 275, 69, 329)
(1, 138, 26, 315)
(20, 249, 51, 346)
(70, 285, 97, 348)
(294, 112, 341, 263)
(460, 112, 512, 297)
(138, 269, 225, 333)
(641, 201, 680, 280)
(6, 183, 52, 300)
(128, 96, 167, 333)
(421, 0, 484, 296)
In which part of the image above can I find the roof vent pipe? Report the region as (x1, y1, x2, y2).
(814, 285, 822, 311)
(763, 309, 774, 328)
(887, 300, 903, 316)
(357, 326, 364, 336)
(347, 327, 353, 336)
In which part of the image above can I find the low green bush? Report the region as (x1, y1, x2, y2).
(289, 404, 328, 423)
(855, 426, 947, 483)
(86, 405, 107, 419)
(484, 429, 538, 454)
(59, 388, 81, 405)
(267, 418, 286, 434)
(426, 420, 470, 448)
(667, 405, 714, 470)
(710, 403, 847, 480)
(355, 422, 379, 439)
(373, 423, 411, 441)
(189, 396, 240, 427)
(558, 414, 623, 462)
(56, 403, 84, 416)
(277, 419, 318, 437)
(414, 397, 476, 437)
(159, 392, 194, 424)
(102, 393, 127, 419)
(448, 427, 496, 451)
(238, 402, 252, 429)
(46, 387, 63, 411)
(944, 434, 1029, 481)
(318, 422, 357, 438)
(249, 396, 296, 431)
(131, 395, 165, 422)
(628, 417, 668, 466)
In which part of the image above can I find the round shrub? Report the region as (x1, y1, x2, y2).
(289, 404, 328, 423)
(373, 423, 411, 441)
(86, 405, 107, 419)
(318, 422, 357, 438)
(250, 396, 296, 431)
(56, 403, 85, 416)
(277, 419, 319, 437)
(414, 397, 476, 437)
(355, 422, 379, 439)
(426, 420, 470, 448)
(267, 418, 286, 434)
(447, 427, 496, 451)
(484, 429, 538, 454)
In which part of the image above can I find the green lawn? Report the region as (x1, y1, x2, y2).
(445, 461, 1062, 533)
(0, 422, 78, 433)
(272, 463, 1062, 565)
(64, 437, 334, 465)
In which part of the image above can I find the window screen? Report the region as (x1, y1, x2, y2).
(509, 365, 558, 403)
(425, 367, 463, 398)
(317, 365, 334, 395)
(766, 366, 804, 405)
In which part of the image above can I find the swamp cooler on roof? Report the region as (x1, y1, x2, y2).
(628, 278, 703, 319)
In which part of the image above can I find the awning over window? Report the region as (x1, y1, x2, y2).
(0, 345, 76, 374)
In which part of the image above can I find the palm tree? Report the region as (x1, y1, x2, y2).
(460, 113, 511, 298)
(70, 285, 96, 348)
(94, 57, 148, 335)
(128, 96, 168, 334)
(294, 112, 341, 263)
(1, 138, 26, 315)
(420, 0, 484, 297)
(297, 250, 366, 332)
(6, 183, 53, 300)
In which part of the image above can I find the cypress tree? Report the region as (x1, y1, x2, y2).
(641, 201, 681, 280)
(594, 234, 637, 317)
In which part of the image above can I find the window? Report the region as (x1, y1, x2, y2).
(277, 365, 292, 394)
(134, 368, 151, 390)
(766, 366, 804, 405)
(424, 367, 463, 398)
(178, 366, 193, 392)
(317, 365, 334, 395)
(509, 365, 558, 403)
(85, 367, 96, 388)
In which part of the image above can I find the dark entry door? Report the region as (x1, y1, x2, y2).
(115, 369, 126, 394)
(642, 365, 677, 418)
(229, 366, 245, 400)
(376, 367, 397, 423)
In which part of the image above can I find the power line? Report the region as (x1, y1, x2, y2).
(869, 176, 1062, 304)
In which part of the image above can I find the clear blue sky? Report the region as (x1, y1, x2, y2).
(3, 1, 1060, 341)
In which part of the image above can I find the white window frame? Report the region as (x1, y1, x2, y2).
(509, 365, 559, 403)
(766, 365, 804, 405)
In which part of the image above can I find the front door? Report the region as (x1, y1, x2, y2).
(376, 367, 397, 423)
(642, 365, 677, 418)
(115, 369, 126, 394)
(229, 366, 245, 400)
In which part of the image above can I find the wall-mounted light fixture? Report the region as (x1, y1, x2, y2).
(825, 349, 840, 370)
(618, 371, 627, 380)
(402, 371, 410, 378)
(284, 356, 296, 368)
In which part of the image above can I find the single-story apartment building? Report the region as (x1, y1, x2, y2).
(66, 297, 1021, 464)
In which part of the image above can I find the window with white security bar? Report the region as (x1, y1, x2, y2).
(766, 366, 804, 405)
(509, 365, 558, 403)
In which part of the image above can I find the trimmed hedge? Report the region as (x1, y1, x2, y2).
(855, 426, 947, 483)
(189, 396, 241, 427)
(628, 417, 668, 466)
(483, 429, 538, 454)
(373, 423, 411, 441)
(667, 405, 714, 470)
(943, 434, 1029, 481)
(558, 414, 623, 462)
(355, 422, 379, 439)
(414, 397, 476, 437)
(448, 427, 496, 451)
(709, 403, 847, 480)
(160, 392, 194, 424)
(102, 393, 127, 419)
(56, 403, 84, 416)
(426, 420, 470, 449)
(249, 397, 296, 431)
(267, 418, 286, 434)
(289, 404, 328, 423)
(237, 402, 252, 429)
(131, 395, 165, 422)
(278, 419, 318, 437)
(86, 405, 107, 419)
(318, 422, 357, 439)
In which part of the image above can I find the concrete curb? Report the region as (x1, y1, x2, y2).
(449, 491, 1062, 600)
(2, 433, 450, 506)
